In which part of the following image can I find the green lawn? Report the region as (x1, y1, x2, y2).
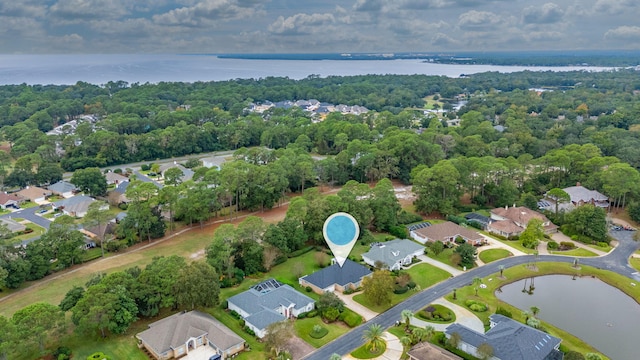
(351, 342, 386, 359)
(630, 257, 640, 272)
(2, 224, 47, 246)
(415, 304, 456, 323)
(20, 201, 39, 209)
(549, 248, 597, 257)
(478, 249, 512, 263)
(491, 237, 536, 254)
(586, 242, 612, 252)
(353, 263, 451, 313)
(426, 248, 471, 270)
(294, 317, 350, 348)
(443, 262, 627, 359)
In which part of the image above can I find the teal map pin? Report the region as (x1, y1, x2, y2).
(323, 212, 360, 267)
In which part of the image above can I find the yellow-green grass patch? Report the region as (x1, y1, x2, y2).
(549, 248, 597, 257)
(478, 249, 512, 263)
(294, 317, 350, 348)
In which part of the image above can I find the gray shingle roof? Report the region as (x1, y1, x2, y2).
(137, 310, 243, 354)
(562, 186, 608, 203)
(228, 280, 314, 331)
(445, 314, 562, 360)
(53, 195, 95, 215)
(48, 181, 77, 194)
(362, 239, 424, 267)
(244, 309, 286, 330)
(300, 259, 371, 289)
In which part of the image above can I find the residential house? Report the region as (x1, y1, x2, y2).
(16, 186, 52, 204)
(105, 171, 128, 185)
(298, 259, 372, 294)
(561, 185, 609, 209)
(362, 239, 424, 271)
(410, 221, 485, 246)
(52, 195, 105, 218)
(464, 213, 491, 229)
(108, 181, 129, 205)
(227, 279, 315, 338)
(159, 162, 194, 182)
(407, 342, 462, 360)
(445, 314, 563, 360)
(137, 310, 245, 360)
(0, 192, 24, 209)
(488, 206, 557, 238)
(0, 218, 26, 233)
(48, 181, 77, 199)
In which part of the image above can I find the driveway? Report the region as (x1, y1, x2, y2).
(183, 345, 218, 360)
(335, 292, 378, 321)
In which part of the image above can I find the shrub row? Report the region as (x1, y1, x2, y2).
(288, 246, 315, 258)
(465, 300, 488, 312)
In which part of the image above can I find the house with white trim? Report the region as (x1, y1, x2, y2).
(227, 279, 314, 338)
(362, 239, 424, 271)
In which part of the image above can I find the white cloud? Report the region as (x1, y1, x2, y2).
(152, 0, 261, 26)
(522, 3, 564, 24)
(50, 0, 132, 21)
(605, 26, 640, 40)
(268, 13, 336, 35)
(457, 10, 501, 30)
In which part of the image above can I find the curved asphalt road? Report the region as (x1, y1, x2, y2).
(303, 231, 640, 360)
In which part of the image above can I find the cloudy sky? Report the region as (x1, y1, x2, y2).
(1, 0, 640, 54)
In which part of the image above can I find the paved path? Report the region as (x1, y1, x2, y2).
(335, 292, 378, 321)
(303, 230, 640, 360)
(414, 254, 462, 276)
(410, 297, 484, 333)
(550, 232, 608, 256)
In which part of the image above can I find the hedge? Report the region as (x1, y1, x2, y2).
(288, 246, 314, 258)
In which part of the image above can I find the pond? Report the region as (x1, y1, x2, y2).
(496, 275, 640, 360)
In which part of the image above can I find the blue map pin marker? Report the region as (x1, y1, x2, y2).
(323, 212, 360, 267)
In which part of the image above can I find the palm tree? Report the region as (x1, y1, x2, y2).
(329, 354, 342, 360)
(530, 306, 540, 318)
(411, 327, 427, 344)
(498, 264, 505, 278)
(522, 310, 532, 322)
(473, 277, 482, 296)
(362, 323, 385, 353)
(400, 336, 412, 354)
(401, 309, 413, 331)
(424, 325, 435, 341)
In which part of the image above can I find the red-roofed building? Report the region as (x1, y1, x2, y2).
(0, 192, 24, 209)
(488, 206, 557, 238)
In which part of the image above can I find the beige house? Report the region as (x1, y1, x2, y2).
(0, 192, 24, 209)
(411, 221, 485, 246)
(137, 310, 245, 360)
(488, 206, 557, 238)
(16, 186, 52, 204)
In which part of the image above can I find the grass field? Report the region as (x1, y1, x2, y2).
(350, 342, 386, 359)
(491, 237, 536, 254)
(294, 317, 350, 348)
(478, 249, 512, 263)
(426, 248, 471, 269)
(630, 257, 640, 271)
(549, 247, 598, 257)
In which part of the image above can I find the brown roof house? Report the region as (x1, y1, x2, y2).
(488, 206, 557, 238)
(136, 310, 245, 360)
(16, 186, 52, 204)
(408, 342, 462, 360)
(0, 192, 24, 209)
(105, 171, 128, 185)
(411, 221, 485, 246)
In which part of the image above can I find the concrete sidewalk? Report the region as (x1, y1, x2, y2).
(413, 254, 462, 276)
(335, 292, 378, 321)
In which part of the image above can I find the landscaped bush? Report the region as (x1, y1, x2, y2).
(343, 287, 355, 295)
(547, 241, 559, 250)
(467, 221, 483, 230)
(87, 352, 112, 360)
(454, 236, 466, 244)
(323, 307, 340, 322)
(297, 311, 307, 319)
(221, 300, 228, 309)
(243, 326, 255, 336)
(309, 325, 329, 339)
(229, 310, 241, 319)
(339, 308, 363, 327)
(597, 241, 609, 248)
(407, 281, 416, 289)
(140, 164, 151, 171)
(465, 300, 488, 312)
(560, 241, 576, 250)
(305, 286, 312, 292)
(238, 319, 245, 327)
(389, 225, 408, 239)
(397, 210, 423, 224)
(54, 346, 72, 360)
(447, 215, 467, 225)
(495, 306, 513, 318)
(393, 285, 408, 294)
(306, 310, 318, 318)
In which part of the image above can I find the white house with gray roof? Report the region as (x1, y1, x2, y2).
(227, 279, 314, 338)
(52, 195, 106, 218)
(48, 181, 77, 198)
(445, 314, 563, 360)
(299, 259, 372, 294)
(136, 310, 244, 360)
(362, 239, 424, 271)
